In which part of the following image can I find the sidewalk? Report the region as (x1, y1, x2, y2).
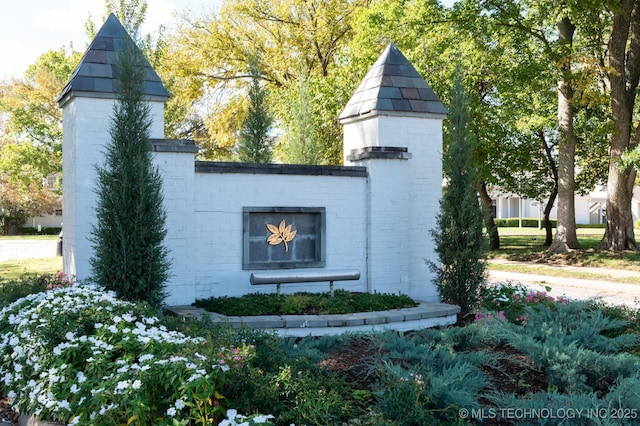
(488, 260, 640, 308)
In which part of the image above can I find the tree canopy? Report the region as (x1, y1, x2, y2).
(3, 0, 639, 253)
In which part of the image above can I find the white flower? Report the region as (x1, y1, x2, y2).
(175, 399, 186, 410)
(166, 407, 177, 417)
(122, 313, 136, 323)
(138, 354, 154, 362)
(252, 414, 274, 423)
(131, 380, 142, 390)
(114, 380, 130, 394)
(187, 373, 203, 382)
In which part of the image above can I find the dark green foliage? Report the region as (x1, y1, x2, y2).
(369, 330, 489, 424)
(429, 66, 487, 317)
(18, 227, 62, 235)
(489, 301, 640, 393)
(90, 41, 170, 308)
(194, 289, 416, 315)
(490, 374, 640, 426)
(238, 54, 274, 163)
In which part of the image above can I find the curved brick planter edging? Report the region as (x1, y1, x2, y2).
(167, 301, 460, 337)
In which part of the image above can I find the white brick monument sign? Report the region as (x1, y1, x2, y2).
(59, 15, 447, 306)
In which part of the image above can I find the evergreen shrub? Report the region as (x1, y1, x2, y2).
(428, 67, 487, 317)
(90, 40, 170, 308)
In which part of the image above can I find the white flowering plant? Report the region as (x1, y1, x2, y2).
(0, 284, 272, 425)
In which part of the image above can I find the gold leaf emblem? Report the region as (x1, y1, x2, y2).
(266, 219, 297, 252)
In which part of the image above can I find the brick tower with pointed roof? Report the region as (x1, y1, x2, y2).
(340, 44, 447, 302)
(58, 14, 172, 282)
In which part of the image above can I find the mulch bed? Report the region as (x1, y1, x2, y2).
(0, 393, 18, 425)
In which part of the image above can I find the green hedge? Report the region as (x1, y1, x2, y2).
(494, 218, 556, 228)
(18, 227, 62, 235)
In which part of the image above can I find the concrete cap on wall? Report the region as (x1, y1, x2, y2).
(57, 13, 169, 107)
(338, 43, 447, 122)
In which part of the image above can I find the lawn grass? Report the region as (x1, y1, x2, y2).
(0, 257, 63, 280)
(488, 227, 640, 271)
(489, 262, 640, 285)
(0, 235, 58, 240)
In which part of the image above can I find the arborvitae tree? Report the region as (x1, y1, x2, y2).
(90, 40, 170, 308)
(238, 55, 274, 163)
(281, 71, 324, 164)
(429, 67, 487, 320)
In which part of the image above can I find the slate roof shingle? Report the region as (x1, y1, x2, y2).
(58, 13, 169, 106)
(339, 43, 447, 121)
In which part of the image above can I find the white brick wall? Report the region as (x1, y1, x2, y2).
(374, 115, 443, 301)
(343, 113, 443, 302)
(64, 95, 442, 306)
(62, 96, 165, 282)
(153, 152, 197, 305)
(190, 172, 368, 302)
(365, 158, 410, 295)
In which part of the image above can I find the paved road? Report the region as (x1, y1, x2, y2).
(0, 240, 59, 261)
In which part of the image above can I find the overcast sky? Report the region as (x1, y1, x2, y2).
(0, 0, 218, 80)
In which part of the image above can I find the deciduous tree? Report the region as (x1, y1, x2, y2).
(165, 0, 368, 163)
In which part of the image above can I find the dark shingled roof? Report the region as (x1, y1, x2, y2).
(58, 13, 169, 106)
(339, 43, 447, 121)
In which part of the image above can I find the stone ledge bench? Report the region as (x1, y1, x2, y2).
(167, 302, 461, 337)
(249, 269, 360, 296)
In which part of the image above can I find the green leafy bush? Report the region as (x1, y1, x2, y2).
(0, 272, 73, 308)
(479, 282, 568, 323)
(195, 289, 416, 315)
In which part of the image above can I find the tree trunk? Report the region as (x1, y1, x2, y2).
(548, 16, 580, 253)
(599, 0, 640, 251)
(543, 188, 557, 247)
(478, 181, 499, 250)
(537, 129, 558, 247)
